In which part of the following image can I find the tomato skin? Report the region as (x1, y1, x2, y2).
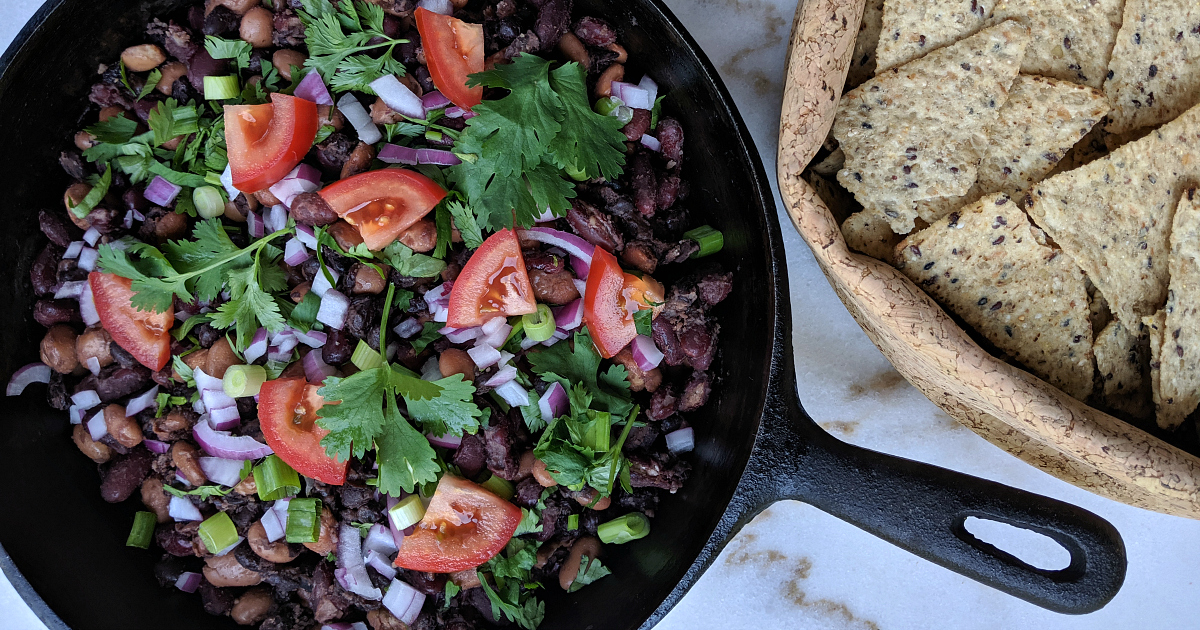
(583, 247, 663, 359)
(258, 378, 348, 485)
(446, 229, 537, 328)
(88, 272, 173, 371)
(414, 8, 485, 110)
(225, 93, 319, 192)
(318, 169, 447, 251)
(394, 475, 522, 573)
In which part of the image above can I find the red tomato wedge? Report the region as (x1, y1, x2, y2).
(394, 475, 522, 573)
(583, 247, 665, 358)
(88, 272, 173, 371)
(318, 169, 447, 251)
(225, 93, 318, 193)
(414, 8, 484, 110)
(258, 378, 347, 485)
(446, 228, 537, 328)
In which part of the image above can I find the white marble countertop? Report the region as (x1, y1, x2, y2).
(3, 0, 1200, 628)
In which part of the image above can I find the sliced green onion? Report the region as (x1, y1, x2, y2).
(126, 511, 156, 549)
(223, 364, 267, 398)
(584, 412, 611, 453)
(351, 339, 384, 371)
(286, 498, 322, 543)
(567, 513, 580, 531)
(481, 475, 514, 501)
(254, 454, 301, 501)
(522, 304, 556, 343)
(388, 494, 426, 530)
(613, 105, 634, 126)
(594, 96, 623, 116)
(425, 130, 443, 142)
(193, 186, 225, 219)
(683, 225, 724, 258)
(198, 512, 239, 554)
(204, 75, 241, 100)
(597, 511, 650, 544)
(564, 161, 588, 182)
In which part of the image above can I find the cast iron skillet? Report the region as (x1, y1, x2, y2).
(0, 0, 1128, 628)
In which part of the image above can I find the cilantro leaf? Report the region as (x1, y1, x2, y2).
(546, 62, 626, 180)
(513, 507, 542, 537)
(297, 0, 407, 94)
(401, 373, 482, 437)
(85, 116, 138, 144)
(567, 555, 610, 592)
(317, 367, 392, 462)
(204, 36, 252, 70)
(381, 241, 446, 278)
(375, 395, 441, 494)
(633, 309, 653, 337)
(147, 98, 200, 147)
(138, 68, 162, 100)
(527, 330, 632, 416)
(208, 246, 288, 350)
(446, 198, 484, 249)
(68, 167, 113, 219)
(164, 484, 233, 500)
(411, 321, 443, 353)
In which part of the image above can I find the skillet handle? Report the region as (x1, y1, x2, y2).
(757, 386, 1127, 614)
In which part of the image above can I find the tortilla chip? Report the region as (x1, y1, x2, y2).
(848, 0, 886, 89)
(1093, 319, 1152, 421)
(875, 0, 996, 73)
(1104, 0, 1200, 134)
(912, 74, 1110, 223)
(834, 20, 1031, 233)
(895, 193, 1094, 400)
(842, 210, 905, 261)
(1144, 310, 1168, 426)
(992, 0, 1125, 89)
(1153, 187, 1200, 430)
(1087, 277, 1113, 336)
(1025, 102, 1200, 329)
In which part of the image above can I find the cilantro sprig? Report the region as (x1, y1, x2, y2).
(296, 0, 408, 94)
(449, 55, 627, 231)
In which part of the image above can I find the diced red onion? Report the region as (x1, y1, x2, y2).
(424, 282, 452, 308)
(85, 356, 101, 375)
(269, 164, 322, 208)
(193, 367, 222, 393)
(245, 327, 269, 363)
(552, 299, 583, 331)
(467, 343, 501, 369)
(631, 335, 664, 370)
(312, 268, 340, 297)
(337, 93, 383, 144)
(69, 405, 85, 424)
(573, 278, 587, 298)
(295, 329, 328, 348)
(175, 572, 203, 593)
(569, 255, 590, 279)
(207, 404, 241, 431)
(364, 523, 399, 557)
(519, 335, 541, 350)
(640, 134, 662, 152)
(169, 496, 202, 522)
(122, 210, 135, 230)
(144, 439, 170, 454)
(79, 282, 100, 326)
(131, 209, 145, 222)
(378, 144, 420, 165)
(518, 228, 594, 265)
(75, 247, 97, 272)
(538, 382, 567, 421)
(260, 507, 285, 543)
(393, 317, 423, 339)
(420, 357, 442, 381)
(612, 81, 652, 110)
(125, 385, 160, 416)
(295, 223, 318, 249)
(444, 106, 465, 118)
(63, 241, 83, 259)
(82, 227, 101, 246)
(274, 330, 300, 354)
(247, 210, 265, 238)
(317, 289, 350, 330)
(421, 90, 451, 111)
(370, 75, 424, 119)
(416, 148, 461, 166)
(432, 306, 448, 323)
(143, 176, 182, 206)
(303, 350, 339, 383)
(497, 351, 514, 367)
(426, 432, 462, 449)
(481, 324, 511, 348)
(193, 398, 206, 415)
(666, 427, 695, 453)
(484, 365, 517, 387)
(193, 420, 273, 460)
(365, 550, 398, 580)
(54, 280, 87, 300)
(176, 470, 192, 487)
(321, 624, 368, 630)
(442, 326, 479, 344)
(294, 70, 334, 105)
(417, 0, 453, 15)
(219, 164, 239, 202)
(382, 578, 426, 625)
(200, 456, 245, 486)
(337, 523, 383, 600)
(494, 380, 528, 407)
(267, 345, 292, 363)
(7, 363, 51, 397)
(264, 204, 289, 233)
(637, 74, 659, 105)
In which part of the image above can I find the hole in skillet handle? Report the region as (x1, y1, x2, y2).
(960, 516, 1072, 572)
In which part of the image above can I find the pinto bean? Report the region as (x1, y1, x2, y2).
(74, 131, 98, 150)
(607, 43, 628, 63)
(154, 408, 194, 440)
(141, 477, 172, 522)
(302, 508, 338, 555)
(595, 63, 624, 98)
(558, 32, 590, 67)
(182, 348, 210, 374)
(398, 219, 437, 253)
(367, 609, 408, 630)
(438, 348, 475, 379)
(231, 587, 273, 626)
(77, 328, 114, 370)
(340, 142, 375, 179)
(559, 536, 602, 590)
(351, 264, 387, 295)
(204, 554, 263, 587)
(253, 188, 282, 206)
(248, 521, 300, 563)
(571, 487, 611, 510)
(529, 268, 580, 305)
(448, 569, 481, 589)
(156, 62, 188, 95)
(172, 441, 208, 486)
(532, 458, 557, 487)
(517, 451, 536, 480)
(327, 220, 364, 250)
(41, 325, 79, 374)
(290, 281, 311, 303)
(272, 49, 307, 81)
(155, 210, 189, 241)
(208, 0, 259, 15)
(317, 104, 345, 130)
(611, 346, 661, 392)
(289, 192, 338, 226)
(73, 423, 112, 463)
(104, 403, 144, 448)
(121, 44, 166, 72)
(239, 7, 274, 48)
(205, 337, 240, 379)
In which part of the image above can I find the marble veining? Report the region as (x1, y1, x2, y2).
(2, 0, 1199, 628)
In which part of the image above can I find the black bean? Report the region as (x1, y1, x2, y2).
(33, 299, 81, 327)
(39, 209, 77, 247)
(99, 446, 153, 503)
(321, 329, 354, 365)
(31, 243, 63, 297)
(95, 366, 152, 401)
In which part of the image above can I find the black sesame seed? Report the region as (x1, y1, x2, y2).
(992, 235, 1005, 245)
(907, 182, 918, 188)
(961, 62, 972, 70)
(903, 165, 911, 174)
(1063, 37, 1071, 49)
(977, 297, 988, 306)
(1149, 64, 1158, 77)
(923, 261, 935, 270)
(990, 301, 1003, 311)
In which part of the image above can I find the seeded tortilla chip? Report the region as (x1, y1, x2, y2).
(834, 20, 1031, 233)
(1151, 188, 1200, 430)
(1093, 319, 1152, 422)
(842, 210, 905, 261)
(912, 74, 1110, 223)
(1143, 310, 1169, 426)
(992, 0, 1125, 89)
(875, 0, 996, 73)
(1025, 102, 1200, 329)
(1104, 0, 1200, 135)
(895, 193, 1094, 400)
(848, 0, 886, 89)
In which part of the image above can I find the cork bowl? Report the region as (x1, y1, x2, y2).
(776, 0, 1200, 519)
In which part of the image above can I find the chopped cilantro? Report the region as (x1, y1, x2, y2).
(383, 121, 425, 142)
(650, 94, 666, 129)
(68, 167, 112, 219)
(633, 309, 653, 337)
(443, 580, 461, 608)
(410, 321, 443, 353)
(314, 124, 336, 143)
(296, 0, 408, 94)
(567, 555, 611, 593)
(446, 198, 484, 250)
(526, 329, 632, 416)
(204, 36, 252, 71)
(85, 116, 139, 144)
(138, 68, 162, 100)
(512, 507, 543, 537)
(147, 98, 200, 147)
(381, 241, 446, 278)
(164, 484, 234, 500)
(477, 538, 546, 629)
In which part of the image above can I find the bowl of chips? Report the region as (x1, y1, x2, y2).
(778, 0, 1200, 518)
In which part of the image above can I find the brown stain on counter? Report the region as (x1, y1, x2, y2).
(820, 420, 860, 435)
(706, 0, 788, 97)
(847, 368, 908, 398)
